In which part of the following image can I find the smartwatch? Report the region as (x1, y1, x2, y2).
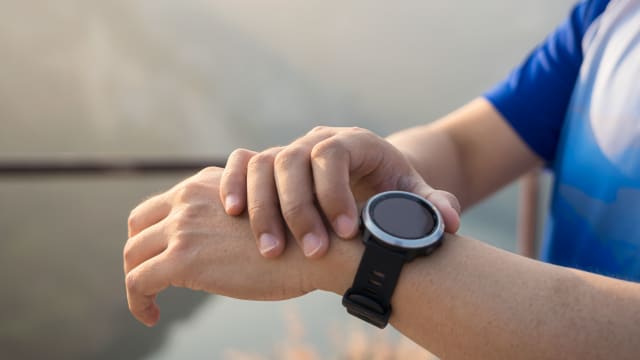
(342, 190, 444, 328)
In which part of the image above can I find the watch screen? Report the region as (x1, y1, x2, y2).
(370, 196, 436, 239)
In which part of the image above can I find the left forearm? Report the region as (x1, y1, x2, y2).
(314, 232, 640, 359)
(125, 167, 640, 359)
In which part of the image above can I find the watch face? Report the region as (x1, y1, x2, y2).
(370, 195, 436, 239)
(362, 191, 444, 250)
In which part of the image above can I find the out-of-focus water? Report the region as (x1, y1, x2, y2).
(1, 0, 569, 358)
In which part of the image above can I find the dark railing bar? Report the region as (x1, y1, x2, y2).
(2, 158, 540, 259)
(0, 158, 227, 176)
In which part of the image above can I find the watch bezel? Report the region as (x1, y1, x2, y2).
(362, 190, 444, 250)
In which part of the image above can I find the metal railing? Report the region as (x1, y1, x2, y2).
(0, 157, 540, 257)
(0, 158, 226, 176)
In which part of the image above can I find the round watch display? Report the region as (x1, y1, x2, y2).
(362, 191, 444, 250)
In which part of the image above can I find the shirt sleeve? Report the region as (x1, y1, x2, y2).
(484, 0, 609, 163)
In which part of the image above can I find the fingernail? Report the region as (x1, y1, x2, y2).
(225, 194, 239, 212)
(302, 233, 322, 258)
(444, 199, 461, 216)
(334, 215, 355, 238)
(432, 193, 460, 214)
(259, 233, 279, 255)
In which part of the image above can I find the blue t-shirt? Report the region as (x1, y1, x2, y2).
(485, 0, 640, 281)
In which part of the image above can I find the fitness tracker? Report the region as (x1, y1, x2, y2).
(342, 191, 444, 328)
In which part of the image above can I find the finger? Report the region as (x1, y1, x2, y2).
(310, 136, 359, 238)
(412, 181, 461, 233)
(274, 144, 330, 259)
(125, 251, 175, 327)
(246, 148, 286, 258)
(427, 190, 461, 233)
(123, 221, 169, 274)
(128, 193, 171, 238)
(220, 148, 256, 216)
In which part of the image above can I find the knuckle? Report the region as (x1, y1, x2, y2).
(168, 229, 204, 262)
(224, 149, 255, 179)
(310, 137, 345, 161)
(125, 272, 139, 294)
(197, 166, 218, 177)
(248, 151, 276, 171)
(182, 202, 210, 220)
(347, 126, 374, 139)
(274, 146, 307, 169)
(247, 199, 274, 219)
(171, 204, 207, 232)
(174, 182, 209, 203)
(194, 166, 224, 185)
(169, 232, 195, 255)
(308, 125, 329, 134)
(127, 210, 140, 233)
(122, 243, 134, 264)
(230, 148, 254, 160)
(281, 201, 310, 225)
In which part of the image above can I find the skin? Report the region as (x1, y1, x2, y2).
(385, 98, 543, 209)
(219, 98, 540, 259)
(124, 98, 640, 358)
(219, 127, 461, 259)
(124, 168, 640, 359)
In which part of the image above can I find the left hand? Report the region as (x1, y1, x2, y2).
(123, 167, 324, 327)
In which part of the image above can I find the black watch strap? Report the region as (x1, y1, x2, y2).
(342, 239, 406, 328)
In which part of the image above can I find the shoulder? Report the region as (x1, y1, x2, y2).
(483, 0, 611, 164)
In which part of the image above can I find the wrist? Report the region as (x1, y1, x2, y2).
(308, 233, 364, 295)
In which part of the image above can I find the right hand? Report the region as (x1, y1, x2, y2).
(219, 126, 461, 259)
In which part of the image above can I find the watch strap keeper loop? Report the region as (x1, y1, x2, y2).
(342, 289, 391, 328)
(342, 238, 406, 328)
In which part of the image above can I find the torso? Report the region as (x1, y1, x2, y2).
(544, 0, 640, 280)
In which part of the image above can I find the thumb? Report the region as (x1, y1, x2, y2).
(409, 179, 461, 234)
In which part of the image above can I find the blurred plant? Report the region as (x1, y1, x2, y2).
(223, 305, 437, 360)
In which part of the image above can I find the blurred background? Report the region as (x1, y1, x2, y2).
(1, 0, 573, 358)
